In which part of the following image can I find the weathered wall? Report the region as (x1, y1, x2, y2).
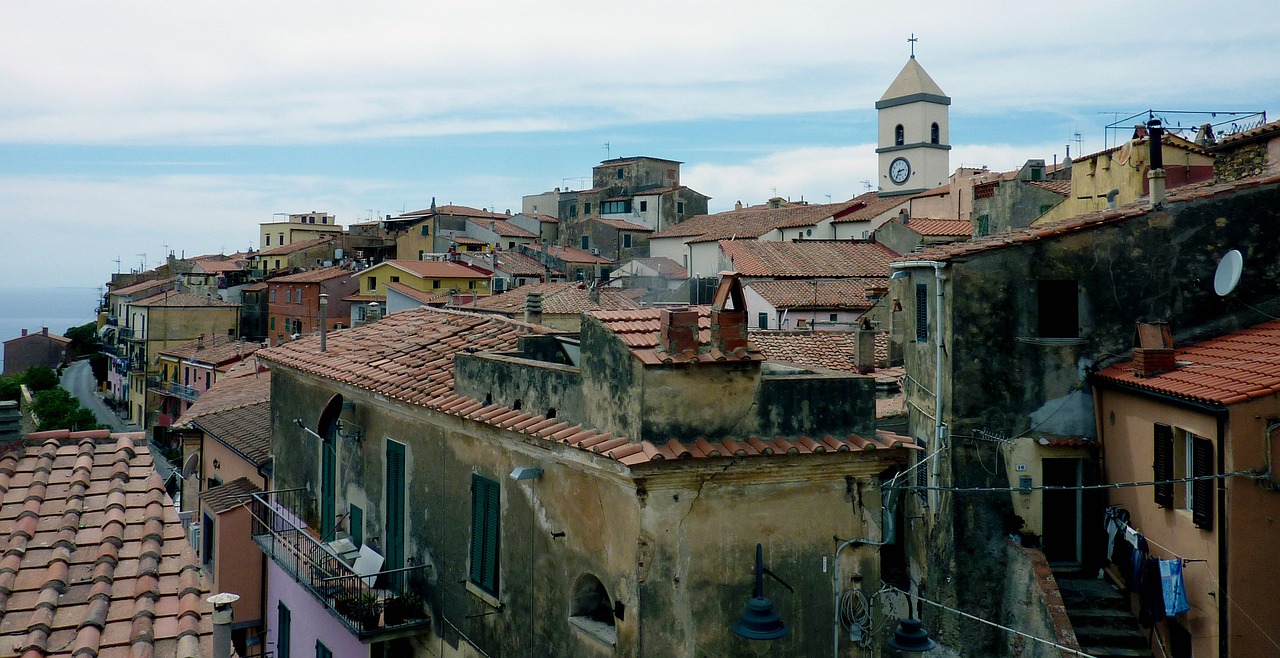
(875, 219, 923, 255)
(453, 352, 584, 423)
(755, 373, 877, 437)
(971, 181, 1067, 235)
(639, 363, 760, 441)
(998, 544, 1080, 658)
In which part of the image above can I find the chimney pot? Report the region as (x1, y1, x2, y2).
(21, 329, 27, 336)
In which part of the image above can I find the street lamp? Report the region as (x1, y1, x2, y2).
(733, 544, 790, 641)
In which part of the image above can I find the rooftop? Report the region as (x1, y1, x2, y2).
(157, 333, 259, 366)
(721, 240, 899, 277)
(270, 266, 355, 284)
(490, 251, 554, 277)
(385, 282, 452, 306)
(830, 191, 911, 225)
(393, 204, 510, 221)
(621, 256, 687, 279)
(130, 292, 240, 309)
(467, 218, 538, 238)
(373, 259, 492, 279)
(199, 476, 261, 515)
(747, 278, 887, 309)
(592, 217, 654, 232)
(652, 200, 857, 241)
(110, 278, 172, 297)
(255, 235, 336, 257)
(0, 430, 211, 657)
(530, 245, 614, 265)
(901, 219, 972, 237)
(1027, 179, 1073, 197)
(1093, 318, 1280, 406)
(750, 330, 890, 373)
(878, 56, 948, 102)
(464, 282, 642, 316)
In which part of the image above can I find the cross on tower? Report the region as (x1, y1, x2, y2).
(908, 34, 918, 58)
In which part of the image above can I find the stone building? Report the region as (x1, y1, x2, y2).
(253, 274, 920, 657)
(2, 327, 69, 376)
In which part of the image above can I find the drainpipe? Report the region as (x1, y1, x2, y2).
(318, 293, 328, 352)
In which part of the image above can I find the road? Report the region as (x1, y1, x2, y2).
(61, 360, 174, 482)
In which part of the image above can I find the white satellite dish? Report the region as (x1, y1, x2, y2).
(181, 453, 200, 479)
(1213, 249, 1243, 297)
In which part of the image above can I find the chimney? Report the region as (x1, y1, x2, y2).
(588, 281, 600, 304)
(659, 307, 702, 355)
(524, 291, 543, 325)
(366, 302, 381, 324)
(853, 317, 877, 375)
(21, 329, 27, 337)
(318, 293, 328, 353)
(735, 200, 743, 211)
(1147, 118, 1166, 209)
(898, 208, 910, 225)
(41, 327, 48, 336)
(196, 334, 205, 350)
(207, 593, 240, 658)
(709, 272, 749, 354)
(1132, 322, 1175, 378)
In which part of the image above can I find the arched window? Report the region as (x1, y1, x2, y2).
(894, 124, 905, 146)
(569, 574, 616, 644)
(931, 123, 940, 144)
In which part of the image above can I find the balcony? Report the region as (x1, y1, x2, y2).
(249, 489, 431, 640)
(117, 327, 135, 341)
(157, 381, 200, 403)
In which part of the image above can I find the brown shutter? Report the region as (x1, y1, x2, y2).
(1153, 424, 1173, 507)
(1192, 437, 1214, 529)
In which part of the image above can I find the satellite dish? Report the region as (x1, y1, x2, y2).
(181, 453, 200, 479)
(1213, 249, 1243, 296)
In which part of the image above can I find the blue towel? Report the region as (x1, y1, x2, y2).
(1160, 559, 1191, 616)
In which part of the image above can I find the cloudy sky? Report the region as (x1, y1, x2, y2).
(2, 0, 1277, 289)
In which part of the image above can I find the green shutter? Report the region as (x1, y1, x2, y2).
(321, 441, 336, 538)
(1192, 437, 1214, 529)
(469, 474, 500, 595)
(1153, 424, 1173, 508)
(349, 504, 363, 547)
(277, 602, 291, 658)
(385, 441, 406, 586)
(316, 640, 332, 658)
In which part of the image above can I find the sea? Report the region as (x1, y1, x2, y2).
(0, 287, 103, 373)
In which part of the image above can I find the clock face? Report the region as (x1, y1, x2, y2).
(889, 157, 911, 185)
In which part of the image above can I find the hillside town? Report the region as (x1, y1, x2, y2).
(5, 53, 1280, 658)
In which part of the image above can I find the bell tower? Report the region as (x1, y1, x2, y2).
(876, 39, 950, 196)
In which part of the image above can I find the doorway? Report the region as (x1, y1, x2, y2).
(1042, 458, 1082, 566)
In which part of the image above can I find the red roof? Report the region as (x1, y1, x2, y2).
(385, 282, 452, 306)
(721, 240, 899, 277)
(130, 292, 239, 308)
(746, 278, 886, 309)
(270, 266, 353, 283)
(110, 278, 172, 297)
(1093, 318, 1280, 406)
(255, 235, 335, 257)
(0, 431, 212, 656)
(652, 200, 859, 241)
(533, 245, 614, 265)
(465, 282, 641, 315)
(375, 259, 491, 279)
(157, 333, 260, 366)
(593, 218, 654, 232)
(468, 218, 538, 238)
(830, 191, 909, 225)
(491, 251, 553, 277)
(751, 330, 889, 372)
(587, 307, 765, 365)
(1027, 180, 1072, 196)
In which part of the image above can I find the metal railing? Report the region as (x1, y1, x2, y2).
(249, 489, 431, 639)
(159, 381, 200, 402)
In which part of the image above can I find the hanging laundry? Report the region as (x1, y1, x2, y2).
(1129, 533, 1149, 592)
(1160, 559, 1191, 616)
(1137, 557, 1166, 627)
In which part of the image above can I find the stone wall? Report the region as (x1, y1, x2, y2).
(1214, 142, 1268, 182)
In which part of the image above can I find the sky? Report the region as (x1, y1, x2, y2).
(1, 1, 1277, 290)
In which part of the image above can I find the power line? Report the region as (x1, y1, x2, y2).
(890, 470, 1262, 494)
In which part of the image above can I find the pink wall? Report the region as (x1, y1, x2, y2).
(266, 559, 367, 658)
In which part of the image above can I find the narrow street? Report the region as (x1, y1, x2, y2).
(60, 359, 173, 482)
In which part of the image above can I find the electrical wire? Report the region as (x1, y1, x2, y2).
(890, 470, 1261, 493)
(882, 584, 1098, 658)
(837, 587, 882, 649)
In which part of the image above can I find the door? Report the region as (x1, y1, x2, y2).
(1042, 458, 1082, 566)
(385, 440, 406, 591)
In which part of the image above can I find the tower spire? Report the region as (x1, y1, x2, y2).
(908, 33, 918, 59)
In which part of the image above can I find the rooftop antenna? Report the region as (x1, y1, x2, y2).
(861, 180, 872, 193)
(114, 256, 122, 274)
(825, 194, 832, 204)
(604, 142, 611, 160)
(136, 253, 147, 272)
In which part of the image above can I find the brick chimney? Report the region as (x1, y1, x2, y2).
(21, 329, 27, 337)
(1132, 322, 1175, 378)
(658, 307, 701, 355)
(524, 291, 543, 325)
(41, 327, 48, 336)
(709, 272, 749, 353)
(853, 317, 877, 375)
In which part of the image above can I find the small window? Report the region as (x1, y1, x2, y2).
(284, 289, 291, 304)
(390, 276, 400, 284)
(269, 289, 277, 302)
(639, 200, 647, 212)
(895, 124, 905, 146)
(976, 214, 990, 237)
(296, 288, 303, 304)
(806, 228, 812, 237)
(418, 250, 425, 260)
(583, 202, 592, 214)
(368, 277, 377, 291)
(204, 371, 210, 389)
(275, 259, 281, 269)
(569, 204, 578, 218)
(829, 313, 838, 322)
(421, 225, 430, 236)
(433, 279, 441, 289)
(278, 233, 284, 245)
(270, 317, 276, 330)
(468, 281, 476, 290)
(581, 235, 590, 250)
(316, 641, 333, 658)
(677, 201, 685, 214)
(930, 122, 940, 144)
(623, 234, 633, 249)
(616, 167, 624, 179)
(758, 312, 768, 329)
(915, 283, 928, 342)
(202, 512, 216, 569)
(1037, 280, 1078, 338)
(265, 234, 271, 246)
(469, 474, 501, 596)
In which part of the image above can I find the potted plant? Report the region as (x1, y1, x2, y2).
(334, 591, 381, 630)
(383, 591, 424, 625)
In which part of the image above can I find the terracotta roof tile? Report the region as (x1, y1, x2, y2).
(746, 279, 887, 310)
(529, 245, 613, 265)
(721, 240, 899, 277)
(484, 251, 553, 277)
(129, 292, 239, 309)
(830, 191, 909, 225)
(750, 330, 890, 372)
(156, 333, 259, 366)
(1093, 317, 1280, 406)
(592, 218, 654, 232)
(109, 279, 172, 297)
(461, 282, 641, 316)
(619, 257, 687, 279)
(467, 218, 538, 238)
(652, 200, 858, 241)
(269, 266, 354, 284)
(199, 477, 260, 514)
(371, 259, 491, 280)
(0, 432, 211, 657)
(1026, 179, 1072, 196)
(901, 219, 972, 237)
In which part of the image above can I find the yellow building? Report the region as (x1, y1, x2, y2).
(1034, 133, 1214, 225)
(258, 211, 343, 250)
(357, 259, 492, 298)
(123, 292, 241, 428)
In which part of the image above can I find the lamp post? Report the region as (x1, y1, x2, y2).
(733, 544, 788, 641)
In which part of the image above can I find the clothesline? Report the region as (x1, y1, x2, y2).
(1111, 514, 1206, 566)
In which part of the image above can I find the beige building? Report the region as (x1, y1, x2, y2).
(259, 211, 343, 250)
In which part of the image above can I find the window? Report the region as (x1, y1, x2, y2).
(295, 288, 303, 304)
(581, 235, 590, 250)
(568, 574, 616, 645)
(432, 279, 441, 289)
(270, 317, 276, 331)
(976, 214, 990, 237)
(1190, 434, 1214, 529)
(468, 281, 476, 290)
(265, 234, 270, 246)
(677, 201, 685, 214)
(616, 167, 624, 179)
(367, 277, 377, 291)
(278, 233, 284, 245)
(915, 283, 928, 342)
(277, 603, 292, 658)
(418, 250, 425, 260)
(202, 512, 215, 569)
(386, 441, 406, 582)
(931, 122, 940, 144)
(830, 313, 838, 322)
(390, 276, 400, 284)
(569, 204, 578, 218)
(602, 200, 631, 214)
(315, 641, 333, 658)
(283, 289, 290, 304)
(274, 259, 281, 269)
(583, 202, 592, 214)
(1037, 280, 1078, 338)
(639, 200, 647, 212)
(349, 504, 363, 547)
(758, 312, 768, 329)
(623, 234, 632, 249)
(204, 371, 211, 389)
(421, 225, 430, 236)
(895, 124, 905, 146)
(470, 474, 501, 596)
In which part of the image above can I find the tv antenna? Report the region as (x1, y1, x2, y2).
(604, 142, 611, 160)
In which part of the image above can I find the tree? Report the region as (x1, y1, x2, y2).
(0, 376, 18, 402)
(20, 366, 58, 392)
(30, 388, 102, 432)
(63, 322, 102, 360)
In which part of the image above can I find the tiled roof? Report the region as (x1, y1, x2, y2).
(592, 218, 654, 232)
(377, 260, 491, 279)
(633, 185, 686, 196)
(468, 218, 538, 238)
(342, 293, 385, 303)
(750, 330, 890, 372)
(533, 245, 614, 265)
(747, 278, 886, 309)
(624, 257, 687, 279)
(587, 307, 765, 365)
(176, 366, 270, 421)
(110, 278, 171, 297)
(191, 400, 272, 468)
(902, 219, 972, 237)
(911, 172, 1280, 263)
(200, 476, 261, 514)
(1211, 119, 1280, 149)
(270, 266, 353, 283)
(830, 191, 910, 224)
(492, 251, 552, 277)
(450, 236, 488, 246)
(130, 292, 240, 308)
(190, 259, 246, 275)
(394, 205, 509, 220)
(0, 430, 211, 657)
(259, 306, 919, 468)
(3, 331, 71, 346)
(1027, 179, 1072, 196)
(158, 334, 259, 366)
(1092, 318, 1280, 406)
(721, 240, 899, 277)
(652, 200, 857, 242)
(525, 213, 559, 224)
(255, 235, 336, 257)
(385, 282, 452, 306)
(465, 282, 642, 316)
(240, 282, 268, 292)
